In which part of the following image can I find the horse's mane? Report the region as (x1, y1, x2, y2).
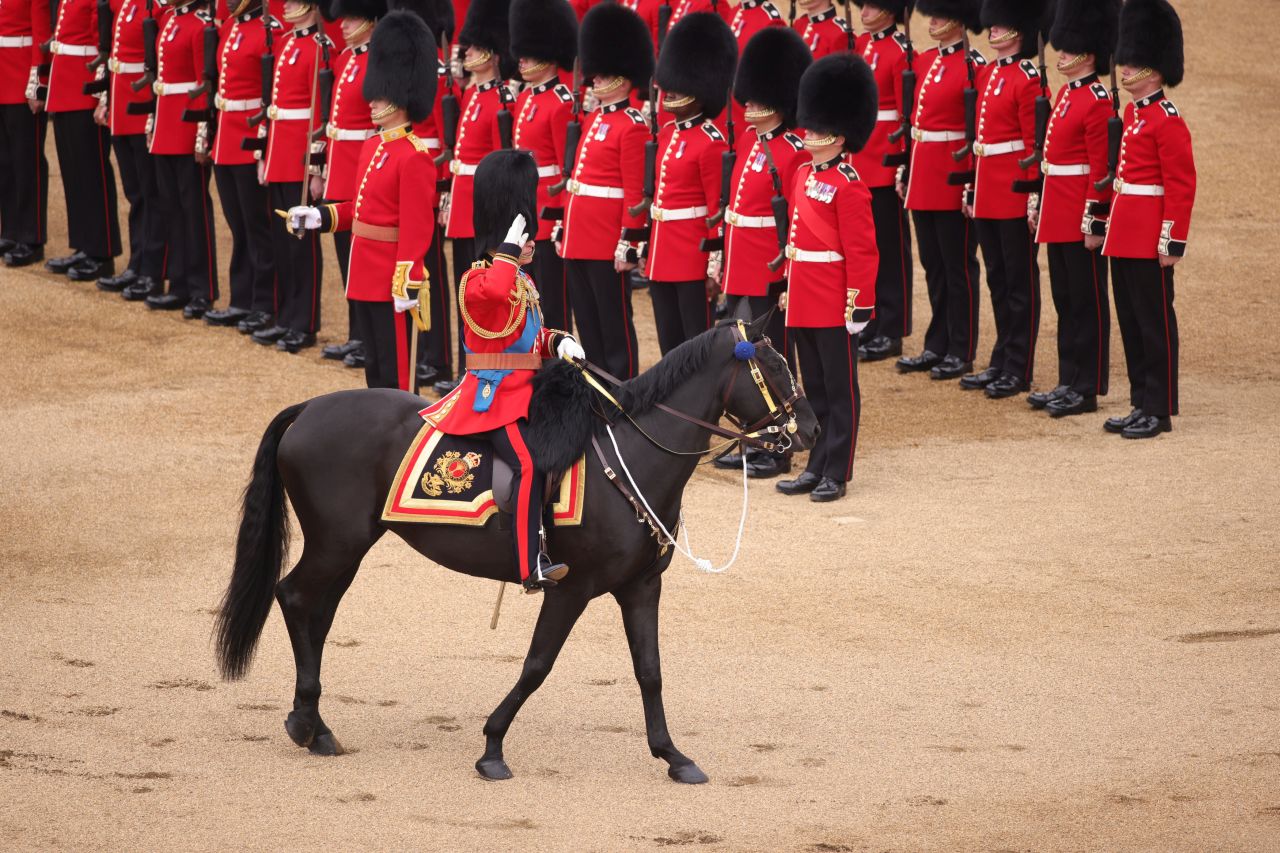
(615, 325, 724, 415)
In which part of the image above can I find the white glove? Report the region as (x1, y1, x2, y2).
(394, 295, 417, 313)
(503, 213, 528, 247)
(706, 249, 723, 284)
(557, 335, 585, 362)
(846, 319, 869, 336)
(288, 206, 321, 231)
(437, 191, 451, 227)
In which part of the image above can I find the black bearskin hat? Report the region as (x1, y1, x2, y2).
(915, 0, 982, 32)
(797, 53, 878, 153)
(656, 13, 737, 119)
(473, 150, 538, 257)
(1116, 0, 1184, 87)
(579, 2, 654, 87)
(386, 0, 453, 43)
(458, 0, 516, 78)
(980, 0, 1048, 59)
(733, 27, 812, 128)
(510, 0, 578, 70)
(1051, 0, 1120, 73)
(851, 0, 910, 24)
(332, 0, 386, 20)
(363, 10, 438, 122)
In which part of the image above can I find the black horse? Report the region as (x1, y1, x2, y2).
(215, 316, 818, 783)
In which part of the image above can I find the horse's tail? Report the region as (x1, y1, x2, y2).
(215, 402, 306, 680)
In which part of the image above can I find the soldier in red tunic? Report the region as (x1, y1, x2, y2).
(204, 0, 282, 328)
(289, 9, 438, 391)
(559, 3, 651, 379)
(252, 0, 333, 352)
(895, 0, 984, 380)
(712, 25, 809, 480)
(851, 0, 913, 363)
(423, 150, 584, 591)
(792, 0, 850, 60)
(1027, 0, 1118, 418)
(1102, 0, 1194, 439)
(143, 0, 219, 316)
(508, 0, 577, 333)
(644, 12, 734, 354)
(0, 0, 50, 268)
(316, 0, 385, 367)
(955, 0, 1045, 399)
(45, 0, 123, 280)
(90, 0, 168, 297)
(776, 53, 878, 503)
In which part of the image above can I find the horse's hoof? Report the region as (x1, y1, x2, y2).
(668, 763, 709, 784)
(309, 731, 345, 756)
(475, 757, 513, 781)
(284, 712, 315, 748)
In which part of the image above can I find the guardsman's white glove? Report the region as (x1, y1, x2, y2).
(288, 206, 322, 231)
(437, 191, 451, 227)
(394, 294, 418, 313)
(556, 335, 585, 362)
(503, 213, 528, 247)
(706, 249, 723, 284)
(846, 319, 868, 336)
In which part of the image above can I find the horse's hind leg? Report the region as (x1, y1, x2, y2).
(613, 571, 708, 784)
(275, 535, 376, 756)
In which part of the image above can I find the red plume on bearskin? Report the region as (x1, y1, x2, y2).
(1116, 0, 1184, 87)
(579, 2, 655, 88)
(914, 0, 983, 32)
(510, 0, 578, 71)
(363, 10, 438, 122)
(386, 0, 453, 43)
(656, 13, 737, 119)
(797, 52, 879, 153)
(733, 27, 813, 129)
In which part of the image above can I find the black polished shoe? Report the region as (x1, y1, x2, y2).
(896, 349, 942, 373)
(277, 330, 317, 353)
(1122, 414, 1171, 439)
(776, 470, 821, 496)
(182, 297, 211, 319)
(96, 268, 137, 291)
(523, 555, 569, 593)
(414, 362, 440, 386)
(1103, 407, 1143, 434)
(1029, 384, 1070, 409)
(343, 349, 367, 368)
(237, 311, 274, 334)
(122, 277, 161, 301)
(204, 306, 251, 326)
(66, 257, 113, 281)
(251, 325, 291, 345)
(4, 243, 44, 267)
(959, 366, 1001, 390)
(859, 336, 902, 362)
(45, 250, 88, 274)
(746, 453, 791, 480)
(432, 377, 460, 395)
(321, 339, 362, 360)
(809, 477, 847, 502)
(0, 238, 14, 255)
(713, 450, 748, 470)
(985, 373, 1029, 399)
(1046, 391, 1098, 418)
(930, 355, 972, 380)
(146, 293, 189, 310)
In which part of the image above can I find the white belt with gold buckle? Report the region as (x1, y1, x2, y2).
(215, 95, 261, 111)
(267, 105, 311, 120)
(911, 128, 965, 143)
(51, 41, 95, 56)
(154, 80, 199, 96)
(973, 139, 1026, 157)
(1042, 162, 1091, 176)
(450, 160, 479, 176)
(326, 124, 375, 141)
(1114, 178, 1164, 196)
(568, 180, 624, 199)
(109, 58, 145, 74)
(785, 246, 843, 263)
(726, 210, 775, 228)
(649, 204, 707, 223)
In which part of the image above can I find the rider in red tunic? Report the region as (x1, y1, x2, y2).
(422, 150, 585, 591)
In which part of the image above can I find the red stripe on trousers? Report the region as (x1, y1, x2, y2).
(505, 423, 535, 581)
(96, 127, 115, 256)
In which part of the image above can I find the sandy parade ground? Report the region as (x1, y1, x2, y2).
(2, 1, 1279, 849)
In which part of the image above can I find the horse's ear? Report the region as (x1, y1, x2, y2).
(745, 310, 773, 341)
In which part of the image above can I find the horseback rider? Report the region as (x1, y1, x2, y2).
(422, 149, 586, 591)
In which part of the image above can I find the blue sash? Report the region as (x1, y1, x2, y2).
(466, 311, 542, 412)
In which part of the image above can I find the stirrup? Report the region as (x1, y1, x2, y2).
(523, 561, 569, 593)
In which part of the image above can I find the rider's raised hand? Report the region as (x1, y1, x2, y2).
(504, 213, 528, 247)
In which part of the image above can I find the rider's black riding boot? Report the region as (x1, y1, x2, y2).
(524, 553, 569, 593)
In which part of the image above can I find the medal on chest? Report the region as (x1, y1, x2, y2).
(166, 25, 177, 42)
(125, 5, 136, 23)
(675, 139, 686, 159)
(1132, 119, 1146, 136)
(933, 64, 945, 82)
(805, 176, 836, 203)
(376, 151, 390, 170)
(1059, 100, 1070, 119)
(869, 52, 879, 70)
(751, 151, 766, 172)
(993, 77, 1006, 96)
(345, 63, 358, 83)
(527, 103, 537, 121)
(595, 122, 610, 142)
(231, 31, 243, 51)
(288, 47, 300, 65)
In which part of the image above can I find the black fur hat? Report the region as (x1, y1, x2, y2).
(510, 0, 578, 70)
(332, 0, 386, 20)
(656, 13, 737, 119)
(473, 150, 538, 257)
(579, 2, 654, 87)
(363, 10, 439, 122)
(1051, 0, 1120, 74)
(386, 0, 453, 43)
(797, 52, 878, 153)
(1116, 0, 1183, 87)
(733, 27, 812, 128)
(850, 0, 910, 24)
(915, 0, 982, 32)
(980, 0, 1048, 59)
(458, 0, 516, 78)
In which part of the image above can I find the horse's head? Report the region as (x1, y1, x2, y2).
(718, 315, 819, 453)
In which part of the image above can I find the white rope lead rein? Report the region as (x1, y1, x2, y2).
(604, 424, 750, 574)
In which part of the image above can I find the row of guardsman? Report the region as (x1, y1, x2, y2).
(0, 0, 1194, 502)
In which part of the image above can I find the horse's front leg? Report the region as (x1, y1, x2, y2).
(476, 587, 590, 780)
(613, 571, 708, 784)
